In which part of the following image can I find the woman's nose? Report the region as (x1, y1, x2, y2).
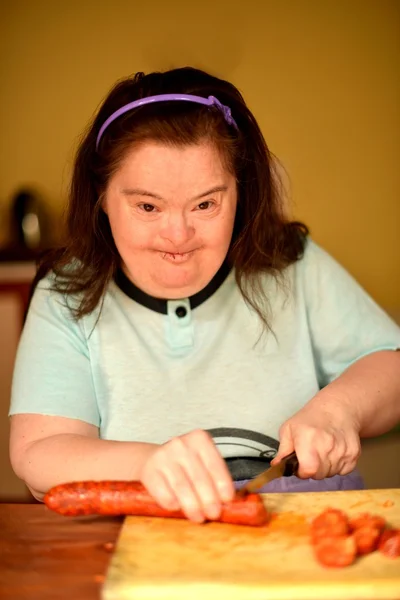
(159, 214, 195, 247)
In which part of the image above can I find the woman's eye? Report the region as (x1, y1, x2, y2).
(140, 203, 156, 213)
(197, 201, 214, 210)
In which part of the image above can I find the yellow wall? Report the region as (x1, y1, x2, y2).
(1, 0, 399, 308)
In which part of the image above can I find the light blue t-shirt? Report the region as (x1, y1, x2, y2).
(9, 239, 400, 490)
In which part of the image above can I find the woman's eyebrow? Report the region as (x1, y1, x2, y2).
(193, 185, 228, 200)
(121, 185, 228, 201)
(121, 188, 163, 200)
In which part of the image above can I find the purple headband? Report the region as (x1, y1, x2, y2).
(95, 93, 238, 149)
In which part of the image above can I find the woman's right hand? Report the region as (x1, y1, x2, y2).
(138, 429, 235, 523)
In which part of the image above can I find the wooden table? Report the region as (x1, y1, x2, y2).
(0, 504, 123, 600)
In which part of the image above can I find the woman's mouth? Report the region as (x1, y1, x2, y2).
(159, 249, 196, 264)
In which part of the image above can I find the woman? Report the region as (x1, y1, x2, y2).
(9, 67, 400, 524)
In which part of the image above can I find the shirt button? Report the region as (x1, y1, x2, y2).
(175, 306, 187, 318)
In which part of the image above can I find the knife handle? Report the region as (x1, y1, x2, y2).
(282, 451, 299, 477)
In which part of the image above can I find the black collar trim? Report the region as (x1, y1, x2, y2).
(114, 261, 232, 314)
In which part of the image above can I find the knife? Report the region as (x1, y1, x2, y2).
(236, 451, 299, 496)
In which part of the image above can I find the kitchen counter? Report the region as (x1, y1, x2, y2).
(0, 504, 122, 600)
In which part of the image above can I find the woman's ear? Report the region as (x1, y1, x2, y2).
(100, 193, 108, 215)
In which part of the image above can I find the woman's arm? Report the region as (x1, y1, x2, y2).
(10, 414, 235, 523)
(319, 349, 400, 438)
(9, 414, 157, 501)
(273, 350, 400, 478)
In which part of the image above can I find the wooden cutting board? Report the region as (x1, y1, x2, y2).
(102, 488, 400, 600)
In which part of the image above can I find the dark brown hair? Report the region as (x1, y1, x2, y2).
(33, 67, 308, 327)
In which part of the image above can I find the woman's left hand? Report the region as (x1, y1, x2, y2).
(270, 392, 362, 479)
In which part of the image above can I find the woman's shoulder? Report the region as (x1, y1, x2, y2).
(297, 236, 333, 266)
(286, 236, 351, 286)
(29, 266, 102, 326)
(254, 236, 353, 305)
(295, 236, 358, 284)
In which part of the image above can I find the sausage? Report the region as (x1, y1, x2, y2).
(312, 535, 357, 568)
(310, 508, 399, 567)
(310, 508, 349, 541)
(310, 508, 356, 568)
(353, 526, 381, 555)
(43, 480, 269, 526)
(378, 529, 400, 558)
(349, 513, 386, 533)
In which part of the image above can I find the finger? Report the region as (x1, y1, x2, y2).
(296, 447, 324, 479)
(325, 449, 345, 478)
(316, 453, 333, 479)
(338, 438, 361, 475)
(164, 464, 206, 523)
(187, 430, 235, 503)
(271, 426, 294, 465)
(335, 456, 348, 476)
(295, 426, 340, 479)
(338, 458, 357, 476)
(336, 440, 360, 476)
(325, 436, 352, 477)
(292, 432, 326, 479)
(177, 443, 223, 521)
(142, 470, 180, 511)
(270, 442, 294, 465)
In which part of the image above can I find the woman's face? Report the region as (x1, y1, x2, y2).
(104, 141, 237, 299)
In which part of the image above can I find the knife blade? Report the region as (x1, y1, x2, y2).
(236, 451, 299, 496)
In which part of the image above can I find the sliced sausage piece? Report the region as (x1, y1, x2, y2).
(378, 529, 400, 558)
(310, 508, 349, 541)
(349, 513, 386, 533)
(353, 526, 381, 555)
(313, 535, 357, 568)
(43, 480, 269, 526)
